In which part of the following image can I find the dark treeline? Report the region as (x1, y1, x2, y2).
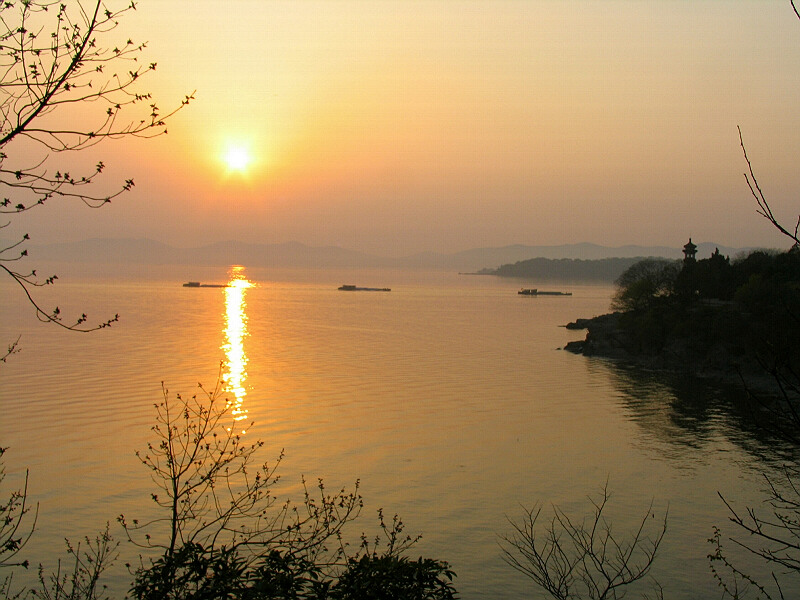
(483, 256, 648, 282)
(568, 247, 800, 381)
(562, 240, 800, 598)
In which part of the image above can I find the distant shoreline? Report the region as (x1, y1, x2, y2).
(24, 237, 758, 274)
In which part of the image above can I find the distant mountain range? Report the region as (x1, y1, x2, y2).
(25, 238, 757, 272)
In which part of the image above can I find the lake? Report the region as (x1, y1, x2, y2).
(1, 263, 796, 598)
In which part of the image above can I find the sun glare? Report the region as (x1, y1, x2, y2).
(223, 144, 252, 173)
(222, 266, 253, 433)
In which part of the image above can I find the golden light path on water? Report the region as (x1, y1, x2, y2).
(223, 266, 252, 432)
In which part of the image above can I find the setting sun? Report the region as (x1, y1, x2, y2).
(223, 144, 252, 173)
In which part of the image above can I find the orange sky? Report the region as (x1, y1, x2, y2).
(14, 0, 800, 255)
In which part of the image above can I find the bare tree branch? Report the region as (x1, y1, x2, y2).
(119, 376, 365, 586)
(0, 0, 192, 350)
(500, 483, 668, 600)
(738, 126, 800, 247)
(0, 446, 39, 597)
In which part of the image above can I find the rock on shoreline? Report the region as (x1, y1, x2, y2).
(563, 312, 629, 358)
(563, 311, 784, 395)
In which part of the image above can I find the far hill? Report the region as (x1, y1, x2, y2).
(479, 244, 755, 282)
(26, 238, 754, 272)
(481, 257, 656, 282)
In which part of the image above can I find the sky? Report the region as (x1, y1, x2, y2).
(12, 0, 800, 256)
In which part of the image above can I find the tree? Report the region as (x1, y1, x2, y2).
(119, 379, 458, 600)
(500, 483, 667, 600)
(710, 472, 800, 600)
(739, 126, 800, 249)
(0, 446, 37, 599)
(0, 0, 190, 590)
(119, 379, 363, 595)
(610, 258, 680, 312)
(328, 555, 457, 600)
(709, 4, 800, 596)
(32, 526, 118, 600)
(681, 249, 735, 301)
(0, 0, 191, 337)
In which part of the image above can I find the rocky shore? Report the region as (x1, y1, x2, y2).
(563, 313, 627, 357)
(562, 247, 800, 399)
(563, 311, 781, 394)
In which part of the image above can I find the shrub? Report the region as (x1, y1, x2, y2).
(611, 259, 680, 312)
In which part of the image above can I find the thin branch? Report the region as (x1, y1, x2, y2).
(738, 126, 800, 246)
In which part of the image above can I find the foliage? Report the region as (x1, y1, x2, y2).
(711, 295, 800, 599)
(676, 248, 735, 301)
(707, 5, 800, 595)
(708, 525, 785, 600)
(2, 335, 21, 363)
(120, 378, 457, 600)
(130, 542, 255, 600)
(0, 0, 191, 336)
(119, 379, 362, 577)
(328, 555, 457, 600)
(610, 258, 680, 312)
(500, 483, 667, 600)
(0, 373, 459, 600)
(31, 526, 118, 600)
(0, 446, 37, 599)
(595, 247, 800, 377)
(129, 543, 458, 600)
(2, 450, 118, 600)
(324, 510, 457, 600)
(711, 466, 800, 600)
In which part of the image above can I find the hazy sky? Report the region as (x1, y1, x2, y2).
(15, 0, 800, 255)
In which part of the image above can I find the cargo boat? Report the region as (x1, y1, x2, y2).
(518, 288, 572, 296)
(338, 285, 391, 292)
(182, 282, 228, 288)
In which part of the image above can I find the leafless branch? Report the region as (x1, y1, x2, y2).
(500, 483, 667, 600)
(119, 375, 364, 582)
(738, 126, 800, 247)
(0, 0, 191, 352)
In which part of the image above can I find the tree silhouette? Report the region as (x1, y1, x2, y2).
(0, 0, 191, 336)
(610, 258, 680, 313)
(500, 483, 667, 600)
(120, 378, 458, 600)
(709, 4, 800, 597)
(0, 446, 37, 599)
(739, 125, 800, 248)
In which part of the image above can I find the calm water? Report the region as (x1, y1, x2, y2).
(1, 263, 797, 598)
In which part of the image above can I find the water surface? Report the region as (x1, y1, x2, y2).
(1, 264, 794, 598)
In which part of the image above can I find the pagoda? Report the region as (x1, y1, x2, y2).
(683, 238, 698, 263)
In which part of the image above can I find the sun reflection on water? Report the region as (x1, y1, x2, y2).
(223, 266, 252, 431)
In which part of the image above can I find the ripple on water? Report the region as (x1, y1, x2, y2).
(1, 275, 796, 599)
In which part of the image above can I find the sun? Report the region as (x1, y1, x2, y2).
(223, 144, 252, 173)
